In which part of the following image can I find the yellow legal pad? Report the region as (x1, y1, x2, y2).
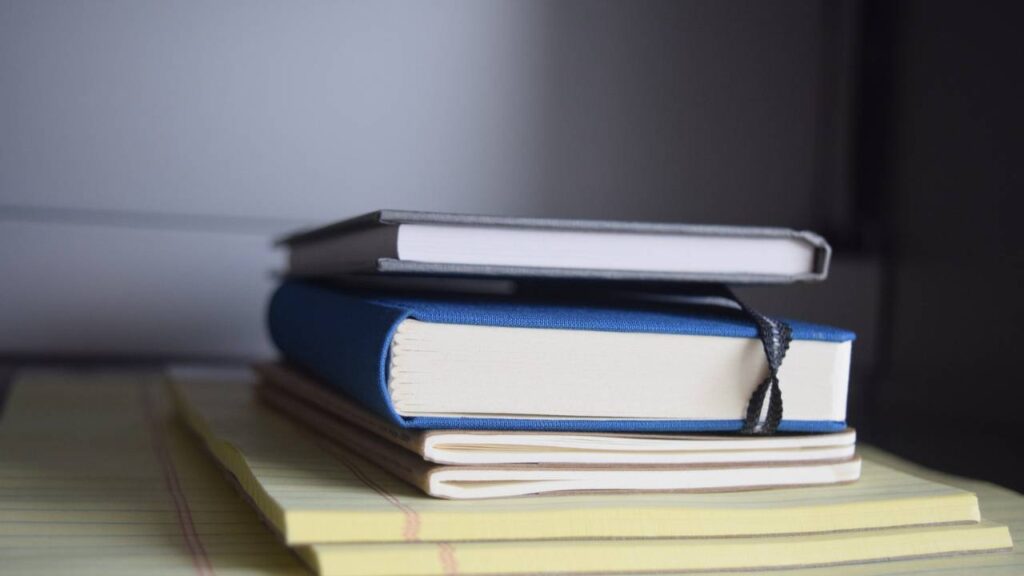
(169, 369, 1013, 575)
(1, 369, 1019, 576)
(298, 524, 1011, 576)
(171, 372, 989, 544)
(0, 370, 305, 575)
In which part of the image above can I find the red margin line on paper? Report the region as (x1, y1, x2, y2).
(316, 439, 422, 541)
(141, 382, 214, 576)
(438, 542, 459, 575)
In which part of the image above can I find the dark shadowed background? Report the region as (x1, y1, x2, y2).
(1, 0, 1021, 489)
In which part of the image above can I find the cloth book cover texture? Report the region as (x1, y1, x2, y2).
(268, 280, 855, 433)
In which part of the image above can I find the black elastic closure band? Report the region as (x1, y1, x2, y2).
(723, 288, 793, 434)
(578, 281, 794, 434)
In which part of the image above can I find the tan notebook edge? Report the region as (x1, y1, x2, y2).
(257, 383, 862, 499)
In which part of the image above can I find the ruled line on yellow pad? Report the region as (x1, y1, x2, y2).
(664, 460, 1024, 576)
(294, 521, 1011, 576)
(141, 378, 214, 575)
(0, 370, 306, 576)
(172, 373, 985, 545)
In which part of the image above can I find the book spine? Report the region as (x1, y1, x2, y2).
(268, 281, 410, 426)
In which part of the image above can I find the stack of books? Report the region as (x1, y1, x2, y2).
(171, 210, 1013, 575)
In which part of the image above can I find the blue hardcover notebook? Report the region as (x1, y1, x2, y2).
(268, 281, 855, 433)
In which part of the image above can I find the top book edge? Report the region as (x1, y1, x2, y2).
(276, 210, 832, 283)
(280, 209, 830, 247)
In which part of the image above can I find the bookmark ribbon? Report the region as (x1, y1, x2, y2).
(610, 282, 793, 434)
(724, 288, 792, 435)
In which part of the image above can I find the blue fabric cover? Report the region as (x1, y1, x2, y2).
(268, 280, 855, 432)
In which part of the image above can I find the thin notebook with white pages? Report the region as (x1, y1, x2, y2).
(280, 210, 832, 284)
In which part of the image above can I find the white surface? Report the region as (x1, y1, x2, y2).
(398, 223, 817, 275)
(389, 319, 851, 421)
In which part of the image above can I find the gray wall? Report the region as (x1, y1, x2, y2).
(1, 1, 855, 358)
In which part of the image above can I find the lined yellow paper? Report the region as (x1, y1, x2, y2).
(701, 446, 1024, 576)
(172, 373, 984, 545)
(0, 370, 305, 575)
(170, 370, 1015, 575)
(1, 369, 1019, 576)
(300, 522, 1011, 576)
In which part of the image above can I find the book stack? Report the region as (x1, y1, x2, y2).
(172, 210, 1013, 575)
